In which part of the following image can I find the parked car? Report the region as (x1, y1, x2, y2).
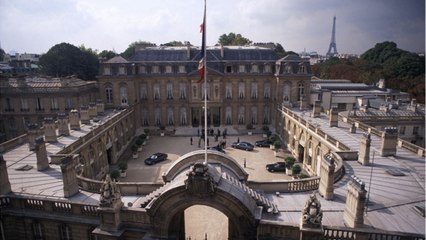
(144, 153, 168, 165)
(231, 142, 254, 151)
(255, 139, 273, 147)
(208, 145, 226, 153)
(266, 162, 286, 172)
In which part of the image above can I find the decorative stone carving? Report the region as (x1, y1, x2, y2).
(185, 162, 217, 197)
(301, 192, 323, 228)
(99, 175, 122, 208)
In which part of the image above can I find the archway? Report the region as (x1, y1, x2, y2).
(185, 205, 228, 239)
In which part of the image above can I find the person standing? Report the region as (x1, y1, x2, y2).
(190, 137, 193, 145)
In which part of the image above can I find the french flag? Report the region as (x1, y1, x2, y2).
(197, 1, 206, 83)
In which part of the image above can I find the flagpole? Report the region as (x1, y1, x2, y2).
(203, 0, 208, 165)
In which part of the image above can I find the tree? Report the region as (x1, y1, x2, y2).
(39, 42, 99, 80)
(218, 33, 252, 46)
(121, 41, 156, 59)
(161, 41, 189, 47)
(0, 48, 5, 61)
(98, 50, 117, 60)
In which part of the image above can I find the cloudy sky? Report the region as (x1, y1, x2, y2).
(0, 0, 424, 55)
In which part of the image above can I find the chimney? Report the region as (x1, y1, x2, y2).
(186, 42, 191, 59)
(378, 79, 385, 89)
(220, 45, 224, 58)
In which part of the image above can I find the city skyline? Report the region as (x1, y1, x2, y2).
(0, 0, 424, 56)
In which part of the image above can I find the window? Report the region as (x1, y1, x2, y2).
(6, 98, 13, 111)
(298, 83, 304, 100)
(298, 63, 306, 74)
(238, 82, 245, 99)
(154, 83, 160, 100)
(238, 106, 245, 124)
(283, 83, 290, 102)
(413, 127, 419, 135)
(88, 227, 98, 240)
(66, 98, 74, 109)
(152, 66, 159, 73)
(21, 98, 28, 111)
(180, 107, 187, 125)
(167, 107, 174, 125)
(140, 83, 148, 100)
(142, 108, 149, 126)
(178, 65, 186, 73)
(225, 65, 232, 73)
(8, 118, 16, 130)
(251, 65, 259, 73)
(166, 83, 173, 100)
(399, 126, 406, 135)
(251, 106, 257, 124)
(251, 82, 258, 99)
(165, 65, 172, 73)
(226, 107, 232, 125)
(179, 82, 186, 99)
(118, 66, 126, 75)
(106, 87, 113, 104)
(201, 83, 210, 100)
(120, 85, 128, 106)
(103, 67, 111, 75)
(59, 224, 73, 240)
(263, 106, 270, 124)
(32, 222, 44, 240)
(139, 65, 146, 74)
(51, 98, 59, 110)
(226, 83, 232, 99)
(285, 63, 292, 73)
(264, 82, 270, 99)
(264, 65, 271, 73)
(36, 97, 43, 111)
(155, 108, 161, 126)
(238, 65, 245, 73)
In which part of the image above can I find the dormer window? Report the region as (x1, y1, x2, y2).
(178, 65, 186, 73)
(225, 65, 232, 73)
(264, 65, 271, 73)
(238, 65, 245, 73)
(139, 65, 146, 74)
(118, 66, 126, 75)
(165, 65, 173, 73)
(251, 64, 259, 73)
(285, 64, 292, 73)
(152, 66, 159, 73)
(103, 66, 111, 75)
(298, 63, 306, 74)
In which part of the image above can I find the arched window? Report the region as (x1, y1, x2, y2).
(283, 83, 290, 102)
(119, 84, 128, 106)
(251, 106, 257, 124)
(298, 83, 304, 101)
(226, 106, 232, 125)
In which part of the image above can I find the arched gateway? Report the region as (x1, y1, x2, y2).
(144, 150, 278, 239)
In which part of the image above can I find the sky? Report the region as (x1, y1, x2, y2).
(0, 0, 424, 55)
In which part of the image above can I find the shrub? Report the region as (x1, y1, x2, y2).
(118, 162, 128, 171)
(131, 144, 138, 152)
(266, 130, 272, 138)
(110, 170, 120, 180)
(292, 164, 302, 175)
(299, 173, 310, 179)
(136, 138, 144, 146)
(159, 125, 165, 131)
(246, 123, 253, 130)
(144, 128, 150, 135)
(285, 156, 295, 169)
(139, 134, 146, 140)
(262, 125, 269, 132)
(273, 140, 281, 150)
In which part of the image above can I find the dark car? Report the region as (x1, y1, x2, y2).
(208, 145, 226, 153)
(144, 153, 168, 165)
(231, 142, 254, 151)
(255, 139, 273, 147)
(266, 162, 286, 172)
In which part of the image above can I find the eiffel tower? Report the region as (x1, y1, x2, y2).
(326, 16, 338, 57)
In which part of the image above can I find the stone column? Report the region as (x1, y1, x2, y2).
(349, 122, 356, 133)
(0, 154, 12, 195)
(312, 100, 321, 118)
(329, 108, 338, 127)
(358, 133, 371, 165)
(96, 99, 105, 115)
(318, 153, 335, 200)
(27, 123, 41, 151)
(380, 127, 398, 157)
(43, 117, 57, 142)
(60, 155, 79, 197)
(35, 137, 49, 171)
(93, 175, 124, 239)
(343, 175, 367, 228)
(89, 102, 98, 118)
(80, 106, 91, 124)
(69, 109, 80, 130)
(57, 113, 70, 136)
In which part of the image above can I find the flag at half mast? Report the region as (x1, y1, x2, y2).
(197, 0, 206, 83)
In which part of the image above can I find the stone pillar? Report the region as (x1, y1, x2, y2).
(35, 137, 49, 171)
(93, 175, 124, 238)
(57, 113, 70, 136)
(60, 155, 79, 197)
(358, 133, 371, 165)
(96, 99, 105, 115)
(299, 193, 323, 240)
(312, 100, 321, 118)
(89, 102, 98, 118)
(318, 153, 335, 200)
(380, 127, 398, 157)
(43, 117, 57, 142)
(329, 108, 338, 127)
(69, 109, 80, 130)
(0, 154, 12, 195)
(27, 123, 41, 151)
(349, 122, 356, 133)
(343, 175, 367, 228)
(80, 106, 90, 124)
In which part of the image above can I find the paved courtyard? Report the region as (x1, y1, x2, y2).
(122, 133, 294, 183)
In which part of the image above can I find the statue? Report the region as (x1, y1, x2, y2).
(185, 162, 217, 197)
(99, 175, 122, 208)
(301, 192, 323, 227)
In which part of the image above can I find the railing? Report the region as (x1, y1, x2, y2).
(247, 177, 320, 193)
(323, 226, 425, 240)
(0, 133, 28, 152)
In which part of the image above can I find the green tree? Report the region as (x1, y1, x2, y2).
(121, 41, 156, 59)
(218, 33, 252, 46)
(161, 41, 189, 47)
(98, 50, 117, 60)
(39, 42, 99, 80)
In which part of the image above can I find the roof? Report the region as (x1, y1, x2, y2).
(104, 56, 129, 64)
